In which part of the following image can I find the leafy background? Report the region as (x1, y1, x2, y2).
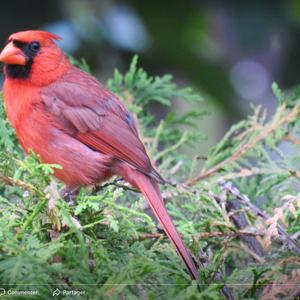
(0, 57, 299, 299)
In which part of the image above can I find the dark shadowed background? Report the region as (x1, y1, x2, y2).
(1, 0, 300, 154)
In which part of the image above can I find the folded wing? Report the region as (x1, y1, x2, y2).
(41, 66, 162, 181)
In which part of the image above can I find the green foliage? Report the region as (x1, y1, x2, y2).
(0, 58, 300, 299)
(108, 55, 202, 107)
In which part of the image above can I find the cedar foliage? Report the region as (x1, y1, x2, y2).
(0, 56, 299, 299)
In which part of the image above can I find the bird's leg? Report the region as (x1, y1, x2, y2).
(59, 185, 80, 206)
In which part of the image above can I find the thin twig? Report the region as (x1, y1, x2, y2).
(196, 231, 261, 239)
(135, 233, 162, 240)
(0, 173, 49, 201)
(0, 173, 35, 192)
(186, 103, 300, 185)
(219, 167, 300, 181)
(95, 178, 140, 193)
(219, 168, 268, 181)
(134, 230, 261, 241)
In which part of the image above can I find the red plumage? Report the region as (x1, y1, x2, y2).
(0, 30, 198, 280)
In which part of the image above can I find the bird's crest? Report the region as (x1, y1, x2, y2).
(8, 30, 61, 44)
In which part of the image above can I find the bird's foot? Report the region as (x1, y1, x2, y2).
(59, 186, 80, 206)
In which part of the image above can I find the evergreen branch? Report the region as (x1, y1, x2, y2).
(220, 181, 300, 255)
(0, 173, 37, 194)
(17, 198, 48, 238)
(0, 173, 57, 236)
(134, 230, 261, 241)
(186, 103, 300, 185)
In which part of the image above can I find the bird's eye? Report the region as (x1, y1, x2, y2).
(29, 41, 40, 52)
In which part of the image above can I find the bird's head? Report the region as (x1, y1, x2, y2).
(0, 30, 69, 84)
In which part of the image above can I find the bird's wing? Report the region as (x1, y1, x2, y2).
(41, 66, 161, 180)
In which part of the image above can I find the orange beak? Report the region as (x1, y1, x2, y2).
(0, 42, 26, 65)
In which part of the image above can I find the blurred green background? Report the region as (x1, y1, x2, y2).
(1, 0, 300, 154)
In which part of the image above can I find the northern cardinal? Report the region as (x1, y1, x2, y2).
(0, 30, 198, 280)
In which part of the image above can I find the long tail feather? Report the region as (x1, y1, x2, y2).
(133, 173, 199, 280)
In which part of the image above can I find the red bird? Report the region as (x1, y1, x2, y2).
(0, 30, 198, 280)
